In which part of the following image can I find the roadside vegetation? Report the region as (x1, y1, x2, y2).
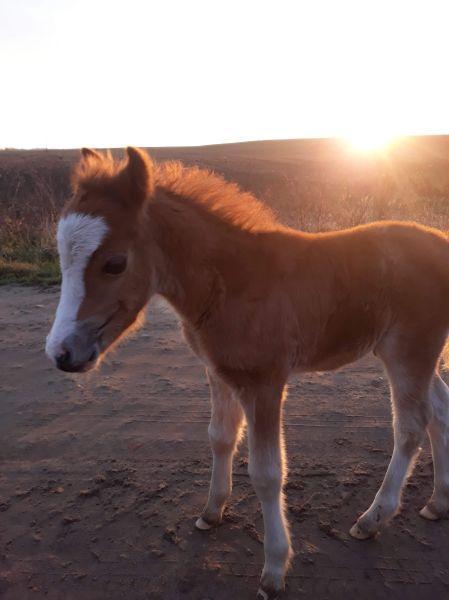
(0, 202, 60, 285)
(0, 151, 71, 285)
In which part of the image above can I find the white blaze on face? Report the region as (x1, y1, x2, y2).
(45, 212, 109, 362)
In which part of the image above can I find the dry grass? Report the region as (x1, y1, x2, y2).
(0, 159, 64, 285)
(267, 178, 449, 233)
(0, 207, 59, 285)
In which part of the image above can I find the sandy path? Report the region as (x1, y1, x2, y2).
(0, 285, 448, 599)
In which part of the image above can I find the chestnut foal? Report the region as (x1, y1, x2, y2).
(46, 147, 449, 599)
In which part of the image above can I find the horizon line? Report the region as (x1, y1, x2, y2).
(3, 131, 449, 152)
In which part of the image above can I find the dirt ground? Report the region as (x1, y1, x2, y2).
(1, 285, 449, 600)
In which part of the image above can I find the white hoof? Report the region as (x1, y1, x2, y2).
(419, 505, 440, 521)
(195, 516, 213, 530)
(349, 522, 375, 540)
(257, 584, 282, 599)
(257, 587, 269, 600)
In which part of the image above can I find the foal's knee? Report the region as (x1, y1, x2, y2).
(249, 463, 282, 501)
(208, 423, 237, 455)
(395, 419, 427, 460)
(396, 428, 424, 457)
(394, 408, 429, 456)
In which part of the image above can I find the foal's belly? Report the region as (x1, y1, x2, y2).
(294, 304, 383, 373)
(296, 345, 372, 373)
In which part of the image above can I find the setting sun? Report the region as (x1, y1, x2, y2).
(344, 130, 398, 153)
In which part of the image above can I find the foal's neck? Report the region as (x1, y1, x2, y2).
(148, 192, 253, 325)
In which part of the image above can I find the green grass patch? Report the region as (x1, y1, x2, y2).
(0, 257, 60, 286)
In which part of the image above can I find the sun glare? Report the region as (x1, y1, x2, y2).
(344, 130, 398, 153)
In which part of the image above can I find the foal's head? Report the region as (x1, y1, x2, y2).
(46, 147, 156, 372)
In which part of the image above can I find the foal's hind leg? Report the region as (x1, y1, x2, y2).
(350, 344, 434, 539)
(420, 374, 449, 520)
(195, 369, 244, 530)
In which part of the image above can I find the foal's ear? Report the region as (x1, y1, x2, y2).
(122, 147, 155, 205)
(81, 147, 102, 161)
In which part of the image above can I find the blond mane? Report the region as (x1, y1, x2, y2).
(73, 151, 279, 233)
(156, 161, 279, 232)
(72, 150, 126, 190)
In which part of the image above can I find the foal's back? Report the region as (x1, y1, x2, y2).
(258, 221, 449, 372)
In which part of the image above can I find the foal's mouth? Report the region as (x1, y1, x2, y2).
(53, 308, 121, 373)
(80, 347, 100, 372)
(71, 311, 120, 372)
(95, 311, 118, 335)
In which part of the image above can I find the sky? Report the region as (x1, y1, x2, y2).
(1, 0, 449, 149)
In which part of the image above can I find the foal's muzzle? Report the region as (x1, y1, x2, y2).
(55, 346, 98, 373)
(51, 328, 100, 373)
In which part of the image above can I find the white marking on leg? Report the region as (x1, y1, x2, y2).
(421, 375, 449, 518)
(350, 443, 414, 539)
(254, 457, 290, 583)
(194, 516, 213, 530)
(242, 390, 291, 593)
(197, 370, 244, 528)
(351, 364, 429, 538)
(257, 588, 269, 600)
(45, 212, 108, 361)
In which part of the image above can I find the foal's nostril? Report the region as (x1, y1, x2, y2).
(56, 350, 72, 371)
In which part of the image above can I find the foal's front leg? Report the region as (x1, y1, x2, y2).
(195, 369, 245, 530)
(241, 383, 292, 600)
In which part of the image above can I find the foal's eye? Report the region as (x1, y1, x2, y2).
(103, 255, 127, 275)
